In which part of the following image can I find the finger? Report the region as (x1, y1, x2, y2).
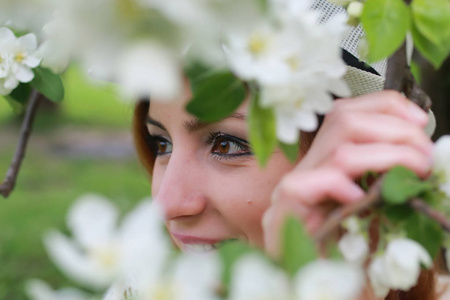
(333, 90, 429, 127)
(325, 143, 432, 178)
(273, 168, 365, 207)
(301, 114, 432, 171)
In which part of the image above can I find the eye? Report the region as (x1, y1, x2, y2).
(154, 136, 173, 155)
(209, 132, 251, 158)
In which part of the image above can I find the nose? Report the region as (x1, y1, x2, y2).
(153, 152, 208, 220)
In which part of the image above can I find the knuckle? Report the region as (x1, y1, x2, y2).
(330, 144, 354, 169)
(274, 174, 297, 200)
(383, 90, 406, 107)
(336, 113, 359, 134)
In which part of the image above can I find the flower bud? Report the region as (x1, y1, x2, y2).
(347, 1, 364, 19)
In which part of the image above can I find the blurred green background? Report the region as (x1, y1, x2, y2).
(0, 67, 151, 300)
(0, 58, 449, 300)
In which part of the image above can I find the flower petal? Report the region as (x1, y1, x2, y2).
(15, 64, 34, 83)
(67, 194, 119, 250)
(295, 260, 364, 300)
(43, 230, 115, 290)
(0, 27, 16, 47)
(229, 254, 290, 300)
(23, 55, 41, 68)
(17, 33, 38, 52)
(119, 201, 171, 282)
(25, 279, 90, 300)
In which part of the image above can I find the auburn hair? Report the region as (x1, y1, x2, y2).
(132, 100, 438, 300)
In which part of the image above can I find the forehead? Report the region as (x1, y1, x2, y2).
(148, 85, 249, 126)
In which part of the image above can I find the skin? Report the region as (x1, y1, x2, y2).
(146, 89, 433, 255)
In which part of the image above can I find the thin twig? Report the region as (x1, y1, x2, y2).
(314, 178, 384, 244)
(0, 89, 41, 198)
(410, 198, 450, 232)
(384, 40, 431, 111)
(384, 41, 408, 92)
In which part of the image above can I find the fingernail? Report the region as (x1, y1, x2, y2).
(409, 103, 428, 125)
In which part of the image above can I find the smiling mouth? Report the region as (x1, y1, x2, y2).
(183, 243, 220, 253)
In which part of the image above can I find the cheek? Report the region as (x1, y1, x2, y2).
(150, 163, 164, 198)
(210, 157, 293, 246)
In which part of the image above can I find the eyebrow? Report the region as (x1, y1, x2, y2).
(146, 112, 247, 133)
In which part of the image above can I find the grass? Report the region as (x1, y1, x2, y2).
(0, 66, 151, 300)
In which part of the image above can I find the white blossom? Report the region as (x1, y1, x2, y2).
(44, 194, 171, 291)
(104, 252, 221, 300)
(433, 135, 450, 197)
(25, 279, 91, 300)
(368, 238, 432, 296)
(37, 38, 70, 74)
(0, 27, 41, 95)
(229, 254, 291, 300)
(368, 256, 390, 298)
(225, 2, 351, 143)
(116, 42, 183, 101)
(294, 259, 364, 300)
(338, 233, 369, 265)
(384, 238, 432, 290)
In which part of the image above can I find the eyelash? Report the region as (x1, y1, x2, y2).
(206, 131, 252, 160)
(149, 132, 252, 160)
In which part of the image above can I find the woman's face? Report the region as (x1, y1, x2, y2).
(147, 92, 295, 252)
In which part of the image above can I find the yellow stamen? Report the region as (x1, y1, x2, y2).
(15, 52, 26, 63)
(286, 56, 300, 71)
(90, 248, 118, 268)
(248, 34, 268, 55)
(295, 98, 304, 109)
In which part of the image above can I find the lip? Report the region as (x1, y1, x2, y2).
(170, 232, 224, 245)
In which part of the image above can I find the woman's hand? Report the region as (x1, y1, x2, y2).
(263, 90, 434, 257)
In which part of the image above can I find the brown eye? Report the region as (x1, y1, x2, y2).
(154, 137, 172, 155)
(211, 134, 250, 157)
(215, 138, 231, 154)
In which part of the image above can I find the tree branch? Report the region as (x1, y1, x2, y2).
(384, 41, 432, 110)
(0, 89, 41, 198)
(410, 198, 450, 232)
(314, 178, 384, 244)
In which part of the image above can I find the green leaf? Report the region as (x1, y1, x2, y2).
(412, 22, 450, 69)
(185, 71, 246, 122)
(382, 166, 433, 205)
(3, 96, 25, 114)
(6, 83, 31, 105)
(30, 67, 64, 102)
(384, 204, 415, 222)
(218, 240, 254, 291)
(248, 92, 277, 167)
(361, 0, 410, 62)
(279, 141, 299, 164)
(405, 212, 443, 258)
(410, 60, 422, 84)
(184, 63, 212, 92)
(258, 0, 269, 12)
(411, 0, 450, 48)
(281, 216, 317, 277)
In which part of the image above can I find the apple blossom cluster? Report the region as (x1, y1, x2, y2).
(337, 217, 433, 298)
(225, 1, 351, 143)
(230, 254, 364, 300)
(27, 195, 367, 300)
(27, 194, 220, 300)
(0, 27, 40, 95)
(2, 0, 352, 146)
